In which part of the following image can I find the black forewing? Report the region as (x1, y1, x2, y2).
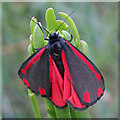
(63, 41, 105, 106)
(18, 47, 51, 97)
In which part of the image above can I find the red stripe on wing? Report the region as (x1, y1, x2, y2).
(61, 50, 86, 109)
(21, 47, 45, 74)
(66, 41, 101, 81)
(23, 79, 30, 87)
(49, 55, 66, 107)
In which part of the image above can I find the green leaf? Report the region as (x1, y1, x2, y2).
(80, 40, 89, 56)
(29, 34, 35, 53)
(28, 43, 34, 55)
(59, 12, 80, 49)
(44, 40, 48, 46)
(46, 8, 57, 31)
(33, 22, 45, 49)
(29, 34, 33, 44)
(61, 30, 71, 40)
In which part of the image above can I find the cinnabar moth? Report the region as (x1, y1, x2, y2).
(18, 12, 105, 111)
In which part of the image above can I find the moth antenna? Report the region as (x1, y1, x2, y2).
(56, 10, 75, 32)
(26, 16, 50, 36)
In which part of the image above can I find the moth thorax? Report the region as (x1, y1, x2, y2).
(50, 41, 62, 56)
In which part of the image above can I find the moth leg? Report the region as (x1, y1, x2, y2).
(45, 38, 50, 41)
(33, 46, 39, 51)
(68, 34, 73, 42)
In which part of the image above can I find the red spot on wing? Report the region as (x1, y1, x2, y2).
(83, 91, 91, 103)
(68, 86, 86, 108)
(23, 79, 30, 87)
(97, 88, 103, 98)
(21, 47, 45, 74)
(39, 87, 46, 95)
(62, 50, 86, 108)
(66, 41, 101, 81)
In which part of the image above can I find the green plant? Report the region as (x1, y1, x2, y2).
(28, 8, 90, 118)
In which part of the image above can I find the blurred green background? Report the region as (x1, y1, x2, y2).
(2, 2, 118, 118)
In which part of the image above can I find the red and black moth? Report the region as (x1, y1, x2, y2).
(18, 15, 105, 111)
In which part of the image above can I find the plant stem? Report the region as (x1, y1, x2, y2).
(28, 89, 41, 118)
(54, 106, 71, 118)
(44, 98, 57, 118)
(70, 108, 91, 118)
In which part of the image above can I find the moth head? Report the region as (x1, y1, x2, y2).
(49, 32, 59, 40)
